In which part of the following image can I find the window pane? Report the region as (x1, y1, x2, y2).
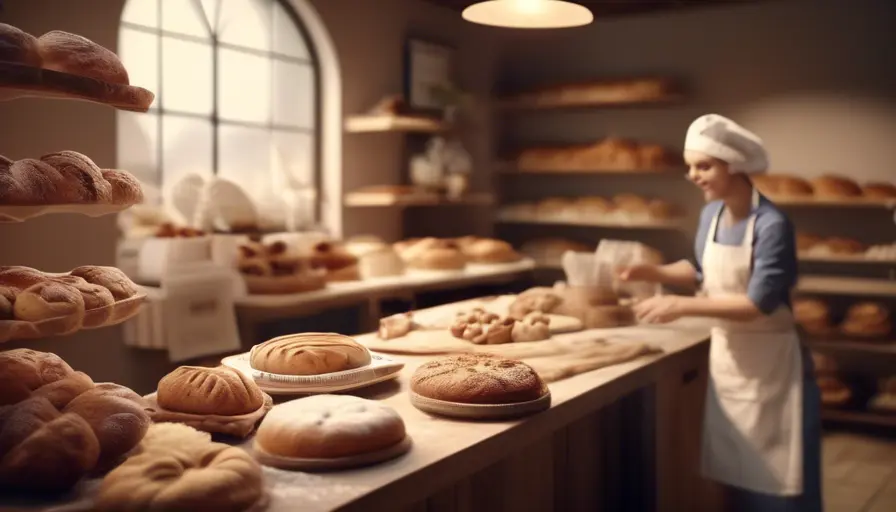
(272, 131, 313, 188)
(272, 61, 314, 129)
(200, 0, 220, 31)
(218, 0, 271, 51)
(218, 48, 270, 124)
(272, 1, 308, 59)
(217, 124, 272, 195)
(122, 0, 158, 29)
(161, 0, 210, 38)
(161, 37, 213, 115)
(162, 115, 213, 189)
(117, 111, 159, 186)
(118, 27, 158, 95)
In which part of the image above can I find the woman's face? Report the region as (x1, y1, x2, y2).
(684, 150, 736, 201)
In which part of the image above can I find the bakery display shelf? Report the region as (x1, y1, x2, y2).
(0, 203, 135, 223)
(494, 93, 685, 111)
(494, 163, 686, 175)
(344, 114, 446, 133)
(821, 408, 896, 428)
(769, 195, 896, 209)
(344, 191, 494, 207)
(496, 211, 684, 230)
(796, 275, 896, 297)
(807, 338, 896, 355)
(0, 62, 154, 112)
(798, 254, 896, 265)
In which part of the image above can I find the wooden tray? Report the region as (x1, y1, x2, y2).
(252, 436, 412, 472)
(410, 391, 552, 420)
(0, 293, 146, 343)
(0, 62, 155, 112)
(0, 203, 135, 223)
(144, 392, 273, 439)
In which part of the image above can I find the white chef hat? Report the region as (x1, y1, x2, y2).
(684, 114, 769, 174)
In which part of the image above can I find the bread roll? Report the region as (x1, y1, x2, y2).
(793, 298, 833, 336)
(13, 281, 85, 331)
(53, 274, 115, 313)
(40, 150, 112, 204)
(511, 312, 552, 342)
(37, 31, 129, 84)
(464, 239, 522, 264)
(69, 265, 139, 300)
(29, 370, 94, 409)
(0, 23, 42, 66)
(157, 366, 265, 416)
(841, 302, 891, 337)
(255, 394, 406, 460)
(407, 247, 467, 271)
(811, 175, 862, 198)
(824, 237, 865, 255)
(0, 265, 46, 291)
(775, 175, 813, 197)
(613, 193, 649, 214)
(102, 169, 144, 205)
(250, 332, 371, 376)
(0, 158, 65, 205)
(96, 439, 263, 512)
(862, 182, 896, 200)
(63, 383, 152, 469)
(796, 233, 822, 252)
(0, 349, 78, 406)
(450, 309, 515, 345)
(412, 353, 548, 404)
(0, 396, 101, 493)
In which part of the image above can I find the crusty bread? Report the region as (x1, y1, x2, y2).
(841, 302, 891, 337)
(0, 349, 78, 406)
(0, 291, 12, 320)
(40, 150, 112, 203)
(0, 158, 64, 204)
(574, 196, 614, 214)
(102, 169, 144, 205)
(0, 23, 42, 66)
(811, 175, 862, 198)
(774, 175, 814, 197)
(411, 353, 548, 405)
(407, 246, 467, 271)
(157, 366, 265, 416)
(793, 298, 833, 336)
(463, 239, 522, 264)
(37, 30, 129, 84)
(53, 275, 115, 311)
(250, 332, 371, 376)
(29, 370, 94, 409)
(255, 394, 406, 459)
(63, 383, 151, 469)
(0, 265, 46, 291)
(862, 182, 896, 200)
(0, 396, 101, 493)
(13, 281, 85, 331)
(69, 265, 139, 300)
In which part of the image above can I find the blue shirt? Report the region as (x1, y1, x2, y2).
(693, 194, 798, 315)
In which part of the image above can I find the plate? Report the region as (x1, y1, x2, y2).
(410, 391, 552, 420)
(0, 203, 133, 223)
(221, 351, 404, 395)
(252, 436, 412, 471)
(0, 293, 146, 343)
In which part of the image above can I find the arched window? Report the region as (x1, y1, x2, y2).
(116, 0, 320, 224)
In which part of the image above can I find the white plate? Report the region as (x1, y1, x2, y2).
(221, 351, 404, 395)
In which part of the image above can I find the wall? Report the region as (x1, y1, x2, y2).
(495, 0, 896, 264)
(0, 0, 501, 391)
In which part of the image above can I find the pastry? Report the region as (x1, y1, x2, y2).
(407, 245, 467, 271)
(63, 383, 152, 469)
(13, 281, 85, 332)
(254, 394, 407, 460)
(250, 332, 372, 376)
(792, 298, 834, 336)
(510, 312, 552, 342)
(156, 366, 265, 416)
(0, 23, 42, 66)
(37, 30, 129, 84)
(811, 175, 862, 198)
(840, 302, 891, 338)
(0, 349, 87, 406)
(463, 238, 522, 264)
(450, 308, 515, 345)
(378, 312, 415, 340)
(411, 353, 548, 405)
(509, 287, 563, 319)
(102, 169, 144, 205)
(40, 150, 113, 204)
(0, 396, 101, 493)
(69, 265, 139, 300)
(862, 182, 896, 200)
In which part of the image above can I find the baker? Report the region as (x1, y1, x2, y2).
(618, 114, 822, 511)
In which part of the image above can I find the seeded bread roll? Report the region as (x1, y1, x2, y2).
(156, 366, 265, 416)
(0, 23, 42, 66)
(37, 30, 129, 84)
(250, 332, 371, 376)
(69, 265, 139, 300)
(40, 150, 112, 203)
(411, 353, 548, 404)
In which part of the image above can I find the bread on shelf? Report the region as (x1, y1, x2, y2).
(0, 23, 42, 67)
(751, 174, 814, 197)
(249, 332, 372, 376)
(237, 240, 326, 295)
(515, 137, 681, 172)
(501, 194, 681, 225)
(751, 173, 895, 204)
(411, 353, 549, 405)
(840, 302, 891, 338)
(810, 175, 863, 198)
(868, 376, 896, 413)
(793, 298, 835, 336)
(817, 375, 852, 407)
(502, 77, 679, 107)
(461, 238, 523, 264)
(862, 182, 896, 200)
(400, 238, 468, 272)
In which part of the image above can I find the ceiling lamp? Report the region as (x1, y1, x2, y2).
(462, 0, 593, 29)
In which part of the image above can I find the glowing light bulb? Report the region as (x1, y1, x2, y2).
(462, 0, 593, 29)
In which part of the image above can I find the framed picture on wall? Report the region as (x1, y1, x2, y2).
(404, 37, 456, 113)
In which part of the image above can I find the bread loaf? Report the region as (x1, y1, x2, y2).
(28, 370, 94, 409)
(775, 175, 813, 197)
(0, 158, 64, 204)
(0, 396, 101, 493)
(157, 366, 265, 416)
(250, 332, 371, 375)
(70, 265, 139, 300)
(40, 150, 112, 203)
(53, 274, 115, 312)
(0, 349, 79, 406)
(411, 353, 548, 404)
(254, 394, 407, 460)
(0, 265, 46, 291)
(793, 298, 834, 336)
(13, 281, 85, 331)
(811, 175, 862, 198)
(862, 182, 896, 200)
(463, 239, 522, 264)
(38, 30, 129, 84)
(407, 246, 467, 271)
(841, 302, 891, 337)
(0, 23, 42, 66)
(102, 169, 145, 204)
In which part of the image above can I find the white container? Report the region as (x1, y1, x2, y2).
(137, 236, 213, 285)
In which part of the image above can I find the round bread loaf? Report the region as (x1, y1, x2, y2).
(574, 196, 614, 213)
(750, 174, 780, 195)
(0, 396, 101, 493)
(407, 247, 467, 271)
(255, 394, 406, 460)
(464, 239, 521, 264)
(796, 233, 822, 252)
(811, 175, 862, 198)
(250, 332, 371, 376)
(411, 353, 548, 405)
(0, 23, 41, 66)
(13, 281, 85, 331)
(37, 30, 129, 84)
(841, 302, 891, 337)
(101, 169, 144, 205)
(63, 383, 152, 469)
(69, 265, 138, 300)
(775, 175, 814, 197)
(862, 182, 896, 200)
(157, 365, 265, 416)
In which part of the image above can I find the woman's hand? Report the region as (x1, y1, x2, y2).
(617, 264, 661, 283)
(633, 295, 687, 324)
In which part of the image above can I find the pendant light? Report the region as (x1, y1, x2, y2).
(462, 0, 593, 29)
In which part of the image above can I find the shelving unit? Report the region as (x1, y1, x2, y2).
(344, 114, 445, 134)
(344, 190, 494, 208)
(496, 212, 684, 230)
(493, 93, 685, 111)
(796, 275, 896, 297)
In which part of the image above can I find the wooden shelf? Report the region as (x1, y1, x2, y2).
(344, 115, 445, 133)
(494, 164, 686, 176)
(796, 275, 896, 297)
(496, 211, 683, 230)
(494, 93, 684, 111)
(799, 254, 896, 265)
(807, 339, 896, 355)
(769, 195, 895, 209)
(344, 192, 494, 208)
(821, 409, 896, 428)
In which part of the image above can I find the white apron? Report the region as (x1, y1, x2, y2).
(699, 189, 804, 496)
